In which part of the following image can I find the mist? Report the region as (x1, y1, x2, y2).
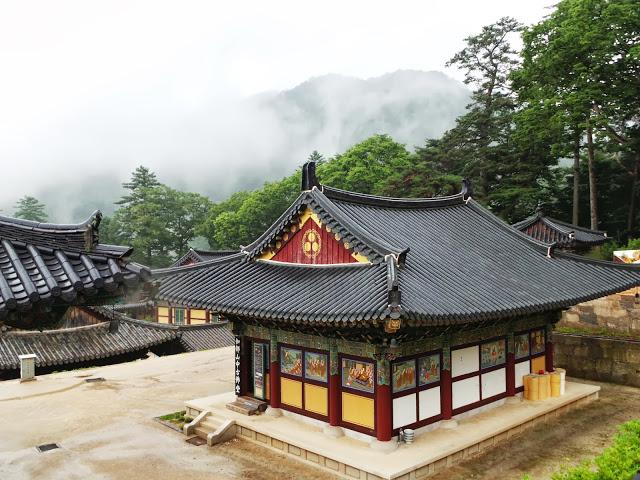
(0, 0, 551, 222)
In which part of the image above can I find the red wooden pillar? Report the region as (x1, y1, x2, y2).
(506, 333, 516, 396)
(269, 333, 280, 408)
(441, 346, 453, 419)
(375, 359, 392, 442)
(328, 373, 341, 426)
(545, 341, 554, 372)
(506, 351, 516, 396)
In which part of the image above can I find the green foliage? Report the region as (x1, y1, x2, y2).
(13, 196, 48, 222)
(108, 168, 212, 267)
(547, 420, 640, 480)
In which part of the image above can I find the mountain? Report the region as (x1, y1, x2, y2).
(2, 70, 470, 222)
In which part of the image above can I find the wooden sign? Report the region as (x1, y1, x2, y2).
(253, 343, 266, 400)
(234, 336, 241, 395)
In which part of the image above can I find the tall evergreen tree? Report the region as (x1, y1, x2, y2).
(14, 196, 48, 222)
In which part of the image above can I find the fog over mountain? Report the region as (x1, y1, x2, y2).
(3, 70, 469, 222)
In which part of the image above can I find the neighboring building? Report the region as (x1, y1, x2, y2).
(0, 211, 150, 329)
(155, 162, 640, 444)
(156, 248, 237, 325)
(513, 211, 608, 252)
(0, 306, 234, 380)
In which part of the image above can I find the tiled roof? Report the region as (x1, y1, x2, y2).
(513, 213, 608, 248)
(153, 162, 640, 327)
(172, 248, 238, 267)
(0, 212, 151, 321)
(0, 307, 234, 371)
(0, 314, 177, 371)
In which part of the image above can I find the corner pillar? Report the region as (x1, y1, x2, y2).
(545, 324, 555, 372)
(375, 358, 392, 442)
(269, 330, 280, 409)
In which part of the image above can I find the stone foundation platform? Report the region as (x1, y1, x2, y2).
(185, 381, 600, 480)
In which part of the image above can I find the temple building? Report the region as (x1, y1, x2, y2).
(155, 248, 237, 325)
(0, 211, 150, 329)
(156, 162, 640, 445)
(513, 211, 608, 253)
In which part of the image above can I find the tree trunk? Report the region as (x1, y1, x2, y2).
(572, 133, 581, 226)
(628, 153, 640, 237)
(586, 123, 598, 230)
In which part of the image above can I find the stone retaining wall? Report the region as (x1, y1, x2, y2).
(553, 332, 640, 387)
(560, 288, 640, 333)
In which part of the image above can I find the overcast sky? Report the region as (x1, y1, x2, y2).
(0, 0, 553, 216)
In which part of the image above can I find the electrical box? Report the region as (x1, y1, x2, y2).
(18, 354, 37, 382)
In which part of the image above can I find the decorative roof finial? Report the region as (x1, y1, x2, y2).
(535, 201, 544, 216)
(461, 178, 473, 200)
(301, 161, 320, 191)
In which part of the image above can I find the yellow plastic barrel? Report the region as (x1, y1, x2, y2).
(525, 374, 539, 401)
(539, 373, 550, 400)
(550, 371, 561, 397)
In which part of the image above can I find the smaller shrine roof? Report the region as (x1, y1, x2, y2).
(172, 248, 239, 267)
(513, 213, 608, 248)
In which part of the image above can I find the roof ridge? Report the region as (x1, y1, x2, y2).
(0, 210, 102, 232)
(152, 252, 246, 277)
(321, 185, 466, 208)
(545, 216, 608, 236)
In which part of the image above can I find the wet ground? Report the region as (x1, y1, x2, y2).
(0, 348, 636, 480)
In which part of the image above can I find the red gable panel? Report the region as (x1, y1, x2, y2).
(271, 217, 357, 265)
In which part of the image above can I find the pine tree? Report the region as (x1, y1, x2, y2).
(14, 196, 48, 222)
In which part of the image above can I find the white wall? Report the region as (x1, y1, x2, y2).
(451, 346, 479, 377)
(418, 387, 441, 421)
(392, 393, 417, 429)
(452, 376, 480, 409)
(481, 368, 506, 399)
(515, 360, 531, 388)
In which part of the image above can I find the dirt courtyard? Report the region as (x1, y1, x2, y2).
(1, 348, 638, 480)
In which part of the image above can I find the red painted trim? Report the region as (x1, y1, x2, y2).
(205, 310, 210, 324)
(329, 374, 340, 426)
(271, 217, 358, 265)
(506, 352, 516, 396)
(375, 384, 392, 441)
(168, 307, 173, 325)
(270, 361, 281, 408)
(187, 308, 191, 325)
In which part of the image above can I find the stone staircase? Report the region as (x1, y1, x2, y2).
(184, 410, 236, 446)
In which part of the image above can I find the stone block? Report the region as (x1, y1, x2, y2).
(325, 458, 340, 471)
(447, 450, 464, 466)
(288, 444, 301, 456)
(479, 437, 494, 451)
(463, 444, 479, 459)
(415, 463, 434, 479)
(271, 438, 284, 450)
(345, 465, 361, 478)
(433, 458, 448, 473)
(256, 433, 268, 444)
(306, 451, 319, 463)
(241, 427, 255, 439)
(493, 431, 508, 445)
(366, 473, 385, 480)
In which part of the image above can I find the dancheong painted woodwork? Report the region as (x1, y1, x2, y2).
(154, 161, 640, 442)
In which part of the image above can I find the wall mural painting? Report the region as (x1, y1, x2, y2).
(342, 358, 374, 393)
(515, 333, 530, 359)
(392, 359, 416, 393)
(281, 347, 303, 376)
(531, 329, 545, 355)
(305, 351, 328, 382)
(481, 339, 506, 369)
(418, 354, 440, 386)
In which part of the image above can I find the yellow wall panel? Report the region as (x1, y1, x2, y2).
(190, 318, 206, 325)
(190, 309, 207, 320)
(341, 392, 374, 429)
(531, 355, 546, 374)
(158, 317, 169, 324)
(281, 378, 303, 409)
(157, 307, 169, 316)
(304, 384, 328, 416)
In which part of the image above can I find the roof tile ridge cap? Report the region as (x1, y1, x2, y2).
(255, 258, 374, 268)
(151, 252, 245, 277)
(6, 322, 111, 336)
(120, 315, 179, 330)
(241, 191, 312, 255)
(548, 216, 608, 236)
(466, 199, 552, 253)
(554, 250, 640, 271)
(310, 187, 408, 257)
(321, 184, 465, 206)
(541, 216, 573, 236)
(0, 210, 102, 232)
(511, 213, 539, 230)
